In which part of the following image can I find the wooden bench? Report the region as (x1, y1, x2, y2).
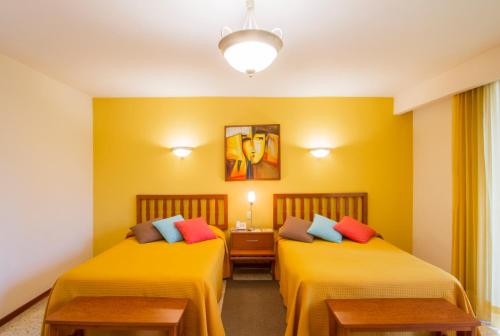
(45, 296, 188, 336)
(326, 298, 480, 336)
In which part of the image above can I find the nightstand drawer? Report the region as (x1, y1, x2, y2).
(231, 232, 274, 250)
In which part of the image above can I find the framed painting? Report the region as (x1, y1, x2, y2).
(224, 124, 280, 181)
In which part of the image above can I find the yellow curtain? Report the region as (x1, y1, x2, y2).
(452, 86, 485, 315)
(453, 81, 500, 328)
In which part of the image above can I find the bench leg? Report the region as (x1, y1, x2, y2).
(457, 329, 476, 336)
(328, 314, 336, 336)
(170, 318, 184, 336)
(178, 313, 185, 336)
(49, 325, 59, 336)
(74, 329, 84, 336)
(50, 326, 85, 336)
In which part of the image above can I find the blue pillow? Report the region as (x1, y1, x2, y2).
(307, 214, 343, 243)
(153, 215, 184, 243)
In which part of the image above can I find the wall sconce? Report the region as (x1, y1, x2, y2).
(171, 147, 193, 158)
(309, 148, 331, 158)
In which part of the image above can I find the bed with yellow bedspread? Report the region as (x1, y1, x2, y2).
(43, 226, 229, 336)
(276, 237, 473, 336)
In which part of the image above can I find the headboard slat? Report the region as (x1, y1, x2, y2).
(353, 198, 358, 219)
(206, 199, 210, 224)
(215, 200, 219, 225)
(146, 200, 151, 220)
(137, 195, 228, 229)
(283, 199, 287, 223)
(300, 198, 304, 219)
(307, 198, 312, 221)
(327, 198, 332, 218)
(273, 193, 368, 229)
(335, 198, 340, 220)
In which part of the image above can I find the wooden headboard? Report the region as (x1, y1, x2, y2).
(136, 194, 228, 229)
(273, 193, 368, 229)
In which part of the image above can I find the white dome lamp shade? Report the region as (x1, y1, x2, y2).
(218, 0, 283, 76)
(171, 147, 193, 158)
(309, 148, 331, 158)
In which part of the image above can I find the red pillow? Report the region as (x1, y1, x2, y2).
(175, 217, 217, 244)
(334, 216, 376, 243)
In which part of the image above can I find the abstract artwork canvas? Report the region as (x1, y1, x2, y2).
(225, 124, 280, 181)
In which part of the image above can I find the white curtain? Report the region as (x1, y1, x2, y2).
(483, 80, 500, 328)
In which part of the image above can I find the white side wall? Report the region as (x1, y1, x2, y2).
(413, 97, 453, 271)
(0, 54, 93, 318)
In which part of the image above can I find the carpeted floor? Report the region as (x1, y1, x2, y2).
(2, 275, 499, 336)
(221, 280, 286, 336)
(0, 297, 48, 336)
(231, 266, 273, 281)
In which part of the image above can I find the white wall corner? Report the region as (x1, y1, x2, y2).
(394, 44, 500, 114)
(0, 53, 93, 319)
(412, 97, 453, 271)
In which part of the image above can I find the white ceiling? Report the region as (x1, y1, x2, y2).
(1, 0, 500, 98)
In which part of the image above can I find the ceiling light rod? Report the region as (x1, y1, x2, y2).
(218, 0, 283, 76)
(243, 0, 258, 30)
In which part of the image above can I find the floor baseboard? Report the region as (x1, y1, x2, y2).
(0, 289, 50, 327)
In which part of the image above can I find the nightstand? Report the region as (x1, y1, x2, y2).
(229, 230, 275, 279)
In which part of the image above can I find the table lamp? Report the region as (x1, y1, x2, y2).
(247, 191, 256, 230)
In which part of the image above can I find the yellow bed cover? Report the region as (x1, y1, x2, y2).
(277, 237, 472, 336)
(43, 226, 229, 336)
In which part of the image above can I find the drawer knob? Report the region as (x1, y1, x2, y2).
(246, 239, 259, 242)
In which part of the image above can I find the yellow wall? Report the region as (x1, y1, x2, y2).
(94, 97, 413, 255)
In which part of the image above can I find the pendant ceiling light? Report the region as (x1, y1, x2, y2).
(218, 0, 283, 76)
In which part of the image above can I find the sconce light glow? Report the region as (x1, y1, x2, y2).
(309, 148, 331, 158)
(171, 147, 193, 158)
(247, 191, 256, 204)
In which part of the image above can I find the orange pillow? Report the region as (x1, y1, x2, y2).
(334, 216, 376, 243)
(175, 217, 216, 244)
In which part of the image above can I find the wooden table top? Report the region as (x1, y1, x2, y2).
(326, 298, 480, 330)
(230, 230, 274, 234)
(46, 296, 188, 327)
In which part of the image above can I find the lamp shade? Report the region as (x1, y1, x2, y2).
(218, 0, 283, 76)
(247, 191, 256, 203)
(219, 29, 282, 76)
(171, 147, 193, 158)
(309, 148, 331, 158)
